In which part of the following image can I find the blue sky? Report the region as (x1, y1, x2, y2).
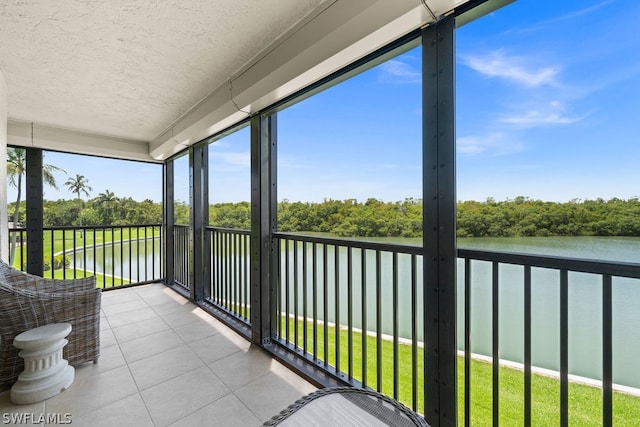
(456, 0, 640, 202)
(8, 0, 640, 205)
(276, 45, 422, 203)
(7, 151, 163, 203)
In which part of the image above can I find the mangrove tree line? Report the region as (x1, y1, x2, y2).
(10, 196, 640, 238)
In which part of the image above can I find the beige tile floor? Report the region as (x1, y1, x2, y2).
(0, 283, 317, 426)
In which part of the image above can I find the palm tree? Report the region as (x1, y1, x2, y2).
(94, 189, 118, 225)
(95, 189, 117, 206)
(65, 174, 92, 228)
(6, 147, 65, 264)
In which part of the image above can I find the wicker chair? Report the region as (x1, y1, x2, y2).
(0, 261, 101, 390)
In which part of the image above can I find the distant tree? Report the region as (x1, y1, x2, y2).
(95, 189, 117, 204)
(65, 174, 92, 227)
(174, 202, 190, 225)
(6, 147, 65, 263)
(79, 207, 101, 227)
(94, 189, 118, 224)
(43, 200, 81, 226)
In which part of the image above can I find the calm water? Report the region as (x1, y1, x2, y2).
(279, 236, 640, 389)
(457, 236, 640, 389)
(74, 238, 162, 282)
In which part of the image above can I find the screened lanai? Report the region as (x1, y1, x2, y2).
(2, 1, 637, 426)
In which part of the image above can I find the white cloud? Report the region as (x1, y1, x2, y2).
(210, 151, 250, 168)
(378, 59, 421, 84)
(209, 139, 230, 149)
(499, 101, 588, 128)
(461, 50, 559, 87)
(457, 133, 524, 156)
(512, 0, 615, 34)
(278, 154, 312, 170)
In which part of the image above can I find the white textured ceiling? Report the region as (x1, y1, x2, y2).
(0, 0, 329, 142)
(0, 0, 492, 161)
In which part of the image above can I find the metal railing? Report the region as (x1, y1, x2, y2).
(268, 232, 638, 426)
(9, 225, 163, 288)
(206, 226, 251, 323)
(457, 248, 640, 427)
(272, 232, 426, 410)
(8, 228, 26, 270)
(173, 224, 190, 291)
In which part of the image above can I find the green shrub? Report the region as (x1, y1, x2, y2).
(53, 255, 70, 270)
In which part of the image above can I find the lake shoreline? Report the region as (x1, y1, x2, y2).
(461, 351, 640, 397)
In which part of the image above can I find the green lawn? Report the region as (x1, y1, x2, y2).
(49, 268, 130, 288)
(42, 227, 160, 257)
(279, 318, 640, 426)
(11, 227, 160, 263)
(10, 227, 160, 287)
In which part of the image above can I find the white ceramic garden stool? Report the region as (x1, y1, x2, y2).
(10, 323, 75, 404)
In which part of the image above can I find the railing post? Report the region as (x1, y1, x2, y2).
(26, 147, 44, 276)
(164, 160, 175, 286)
(423, 16, 457, 427)
(602, 274, 613, 427)
(201, 147, 211, 302)
(191, 144, 208, 301)
(250, 113, 277, 345)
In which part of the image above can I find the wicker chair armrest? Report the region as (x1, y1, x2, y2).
(0, 284, 100, 327)
(0, 266, 39, 287)
(0, 261, 96, 293)
(27, 276, 96, 293)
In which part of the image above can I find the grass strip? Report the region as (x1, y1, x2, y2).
(50, 268, 130, 288)
(277, 318, 640, 425)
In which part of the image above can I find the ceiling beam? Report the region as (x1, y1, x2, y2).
(7, 121, 157, 163)
(149, 0, 433, 161)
